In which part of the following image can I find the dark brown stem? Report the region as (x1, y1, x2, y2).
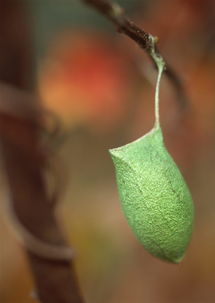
(0, 1, 84, 302)
(0, 112, 84, 303)
(83, 0, 189, 109)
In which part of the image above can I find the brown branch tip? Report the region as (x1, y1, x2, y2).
(83, 0, 189, 109)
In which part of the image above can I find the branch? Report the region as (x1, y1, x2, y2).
(0, 92, 85, 303)
(0, 1, 85, 302)
(82, 0, 189, 109)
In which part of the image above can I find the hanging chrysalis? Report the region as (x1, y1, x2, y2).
(109, 40, 194, 263)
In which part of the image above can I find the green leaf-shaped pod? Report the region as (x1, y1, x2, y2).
(109, 51, 194, 263)
(109, 127, 194, 263)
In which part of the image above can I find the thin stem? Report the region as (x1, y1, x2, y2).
(149, 36, 165, 129)
(154, 61, 164, 129)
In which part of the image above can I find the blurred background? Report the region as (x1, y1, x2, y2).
(0, 0, 215, 302)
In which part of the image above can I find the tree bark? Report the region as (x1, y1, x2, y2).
(0, 1, 84, 302)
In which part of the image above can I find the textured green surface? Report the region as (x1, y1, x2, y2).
(109, 126, 194, 263)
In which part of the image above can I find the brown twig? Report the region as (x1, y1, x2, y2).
(82, 0, 189, 109)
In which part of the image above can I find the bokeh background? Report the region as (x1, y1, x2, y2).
(1, 0, 215, 302)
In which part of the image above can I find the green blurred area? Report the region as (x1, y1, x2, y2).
(28, 0, 145, 57)
(1, 0, 215, 302)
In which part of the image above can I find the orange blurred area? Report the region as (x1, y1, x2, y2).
(39, 31, 133, 132)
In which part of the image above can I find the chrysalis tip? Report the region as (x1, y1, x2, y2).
(172, 254, 185, 264)
(109, 147, 121, 159)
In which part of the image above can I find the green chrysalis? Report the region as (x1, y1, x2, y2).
(109, 45, 194, 263)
